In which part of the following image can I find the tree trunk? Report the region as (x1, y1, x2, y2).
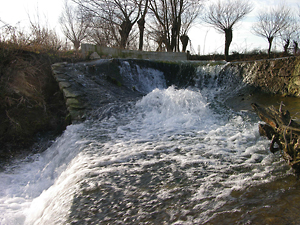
(283, 39, 290, 55)
(73, 40, 80, 51)
(137, 18, 145, 51)
(180, 35, 189, 52)
(138, 0, 148, 51)
(294, 41, 298, 55)
(171, 26, 177, 52)
(224, 28, 232, 61)
(252, 102, 300, 175)
(119, 20, 133, 49)
(267, 37, 274, 58)
(166, 36, 173, 52)
(171, 18, 181, 52)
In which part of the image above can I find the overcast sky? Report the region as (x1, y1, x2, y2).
(0, 0, 299, 55)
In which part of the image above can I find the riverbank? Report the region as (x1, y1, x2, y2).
(0, 46, 68, 166)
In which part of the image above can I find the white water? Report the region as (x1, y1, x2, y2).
(119, 61, 166, 93)
(0, 65, 290, 224)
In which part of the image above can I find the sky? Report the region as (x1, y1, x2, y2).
(0, 0, 299, 55)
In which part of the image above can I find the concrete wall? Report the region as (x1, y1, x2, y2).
(81, 43, 187, 61)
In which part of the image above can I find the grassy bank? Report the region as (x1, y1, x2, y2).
(0, 42, 72, 162)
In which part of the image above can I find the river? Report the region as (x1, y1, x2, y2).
(0, 60, 299, 224)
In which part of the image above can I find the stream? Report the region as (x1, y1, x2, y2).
(1, 60, 300, 224)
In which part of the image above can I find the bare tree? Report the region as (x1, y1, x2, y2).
(279, 15, 298, 55)
(148, 0, 203, 52)
(179, 0, 203, 52)
(72, 0, 142, 49)
(86, 17, 117, 47)
(202, 0, 252, 61)
(294, 5, 300, 55)
(137, 0, 149, 51)
(60, 0, 90, 50)
(252, 4, 291, 58)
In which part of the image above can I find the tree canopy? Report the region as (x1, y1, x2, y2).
(252, 4, 291, 57)
(202, 0, 253, 60)
(60, 1, 90, 50)
(72, 0, 142, 49)
(148, 0, 204, 52)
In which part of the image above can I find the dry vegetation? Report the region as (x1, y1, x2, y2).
(0, 24, 85, 164)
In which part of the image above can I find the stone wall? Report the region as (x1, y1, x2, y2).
(81, 44, 187, 61)
(231, 57, 300, 97)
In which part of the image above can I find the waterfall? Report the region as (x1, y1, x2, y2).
(118, 60, 166, 93)
(0, 59, 295, 225)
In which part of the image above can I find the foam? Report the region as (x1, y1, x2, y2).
(0, 86, 289, 224)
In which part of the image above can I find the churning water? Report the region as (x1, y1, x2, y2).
(0, 61, 298, 224)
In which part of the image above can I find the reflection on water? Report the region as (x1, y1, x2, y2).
(227, 92, 300, 121)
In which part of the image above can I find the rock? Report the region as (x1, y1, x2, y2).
(63, 88, 82, 98)
(59, 82, 71, 89)
(67, 110, 86, 122)
(66, 98, 86, 109)
(90, 52, 100, 60)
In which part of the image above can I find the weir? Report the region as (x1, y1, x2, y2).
(2, 57, 300, 224)
(52, 57, 300, 122)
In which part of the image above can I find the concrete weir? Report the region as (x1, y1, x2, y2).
(51, 59, 144, 123)
(51, 57, 300, 123)
(50, 59, 201, 123)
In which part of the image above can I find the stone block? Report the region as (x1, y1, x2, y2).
(90, 52, 100, 60)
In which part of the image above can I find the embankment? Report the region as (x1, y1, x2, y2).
(229, 56, 300, 96)
(0, 49, 68, 164)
